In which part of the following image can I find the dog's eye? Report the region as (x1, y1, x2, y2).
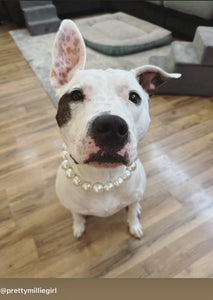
(129, 92, 141, 105)
(70, 89, 84, 101)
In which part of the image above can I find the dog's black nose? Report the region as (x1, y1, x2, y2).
(90, 114, 129, 150)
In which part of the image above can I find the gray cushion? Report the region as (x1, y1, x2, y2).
(75, 12, 172, 56)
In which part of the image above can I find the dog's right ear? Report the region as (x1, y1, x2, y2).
(50, 19, 86, 89)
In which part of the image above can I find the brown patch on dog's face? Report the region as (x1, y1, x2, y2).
(56, 94, 71, 127)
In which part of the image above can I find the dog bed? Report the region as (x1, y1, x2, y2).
(75, 12, 172, 56)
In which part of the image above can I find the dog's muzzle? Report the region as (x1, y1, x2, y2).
(85, 114, 130, 166)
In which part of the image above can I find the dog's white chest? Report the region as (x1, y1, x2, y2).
(55, 159, 146, 217)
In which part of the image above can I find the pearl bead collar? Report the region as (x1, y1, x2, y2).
(60, 144, 137, 193)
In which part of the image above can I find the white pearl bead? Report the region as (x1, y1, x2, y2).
(104, 182, 114, 192)
(123, 169, 131, 180)
(114, 177, 124, 188)
(62, 143, 67, 150)
(130, 162, 137, 171)
(92, 183, 104, 193)
(73, 176, 81, 186)
(82, 182, 92, 191)
(62, 159, 69, 170)
(66, 168, 75, 178)
(61, 150, 68, 159)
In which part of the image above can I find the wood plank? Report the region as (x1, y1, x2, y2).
(0, 238, 39, 277)
(175, 249, 213, 278)
(117, 219, 213, 278)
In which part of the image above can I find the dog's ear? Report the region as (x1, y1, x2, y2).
(131, 65, 181, 95)
(50, 19, 86, 89)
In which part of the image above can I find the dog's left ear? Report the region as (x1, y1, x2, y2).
(131, 65, 181, 95)
(50, 19, 86, 89)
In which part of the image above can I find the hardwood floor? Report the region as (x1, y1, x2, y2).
(0, 23, 213, 278)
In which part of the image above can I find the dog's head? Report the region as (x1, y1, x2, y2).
(50, 20, 181, 168)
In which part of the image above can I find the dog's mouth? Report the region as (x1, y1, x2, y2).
(69, 154, 79, 164)
(69, 149, 132, 168)
(83, 150, 130, 168)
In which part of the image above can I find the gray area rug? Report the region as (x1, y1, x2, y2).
(10, 23, 171, 107)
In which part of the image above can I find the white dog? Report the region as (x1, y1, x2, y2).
(50, 20, 181, 239)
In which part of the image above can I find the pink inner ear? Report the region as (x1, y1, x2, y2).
(139, 72, 157, 92)
(50, 22, 85, 89)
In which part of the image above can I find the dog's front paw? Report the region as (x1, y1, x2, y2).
(129, 221, 143, 239)
(72, 213, 85, 239)
(73, 223, 85, 239)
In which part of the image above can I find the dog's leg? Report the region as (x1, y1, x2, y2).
(127, 202, 143, 239)
(136, 201, 142, 216)
(71, 211, 85, 239)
